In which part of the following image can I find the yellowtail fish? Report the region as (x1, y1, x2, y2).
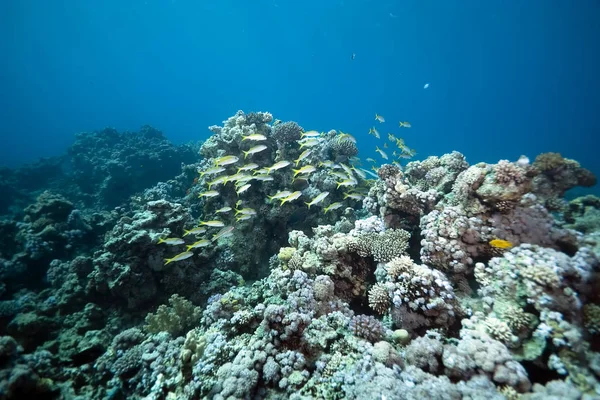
(198, 190, 220, 198)
(399, 121, 412, 128)
(280, 191, 302, 205)
(212, 226, 235, 241)
(383, 143, 389, 149)
(235, 207, 257, 216)
(253, 168, 269, 175)
(339, 163, 354, 176)
(298, 138, 321, 149)
(388, 133, 397, 141)
(375, 146, 388, 160)
(393, 151, 398, 157)
(237, 163, 259, 173)
(352, 167, 366, 180)
(273, 119, 281, 125)
(392, 161, 402, 168)
(305, 191, 329, 209)
(292, 165, 317, 177)
(235, 175, 256, 186)
(243, 145, 268, 159)
(301, 130, 320, 138)
(164, 251, 194, 265)
(236, 214, 253, 222)
(371, 165, 379, 173)
(368, 127, 380, 139)
(265, 160, 291, 174)
(235, 199, 243, 208)
(215, 206, 232, 214)
(226, 172, 252, 183)
(375, 114, 385, 123)
(186, 239, 211, 251)
(242, 134, 267, 141)
(183, 227, 207, 237)
(199, 220, 225, 227)
(199, 166, 226, 177)
(254, 174, 274, 181)
(395, 137, 406, 149)
(324, 202, 344, 214)
(292, 175, 310, 183)
(267, 190, 292, 201)
(338, 132, 357, 143)
(336, 179, 357, 189)
(294, 150, 312, 166)
(330, 171, 350, 180)
(158, 237, 185, 245)
(319, 160, 335, 168)
(215, 155, 239, 166)
(344, 192, 364, 201)
(360, 168, 379, 179)
(236, 184, 252, 195)
(366, 158, 376, 163)
(208, 176, 228, 189)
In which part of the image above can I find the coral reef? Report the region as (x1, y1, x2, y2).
(0, 111, 598, 399)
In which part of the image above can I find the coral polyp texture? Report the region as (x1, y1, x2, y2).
(0, 111, 599, 399)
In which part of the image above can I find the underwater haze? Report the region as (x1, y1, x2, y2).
(2, 0, 599, 173)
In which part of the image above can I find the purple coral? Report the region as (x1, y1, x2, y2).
(349, 314, 386, 342)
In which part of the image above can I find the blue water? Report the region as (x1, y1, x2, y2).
(2, 0, 599, 181)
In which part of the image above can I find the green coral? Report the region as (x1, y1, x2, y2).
(277, 247, 296, 262)
(583, 303, 600, 334)
(144, 294, 202, 336)
(533, 152, 567, 172)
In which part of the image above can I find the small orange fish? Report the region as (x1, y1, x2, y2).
(489, 239, 513, 249)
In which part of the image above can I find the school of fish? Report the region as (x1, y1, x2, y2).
(161, 114, 415, 264)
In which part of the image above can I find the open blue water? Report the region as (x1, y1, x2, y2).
(2, 0, 599, 182)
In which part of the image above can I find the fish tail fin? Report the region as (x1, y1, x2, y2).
(292, 169, 299, 177)
(158, 238, 165, 244)
(164, 258, 173, 265)
(183, 230, 190, 237)
(305, 202, 311, 209)
(243, 151, 249, 159)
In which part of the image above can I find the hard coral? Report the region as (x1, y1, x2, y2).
(533, 152, 566, 172)
(349, 229, 411, 263)
(368, 283, 391, 314)
(493, 160, 527, 185)
(331, 136, 358, 158)
(349, 315, 386, 342)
